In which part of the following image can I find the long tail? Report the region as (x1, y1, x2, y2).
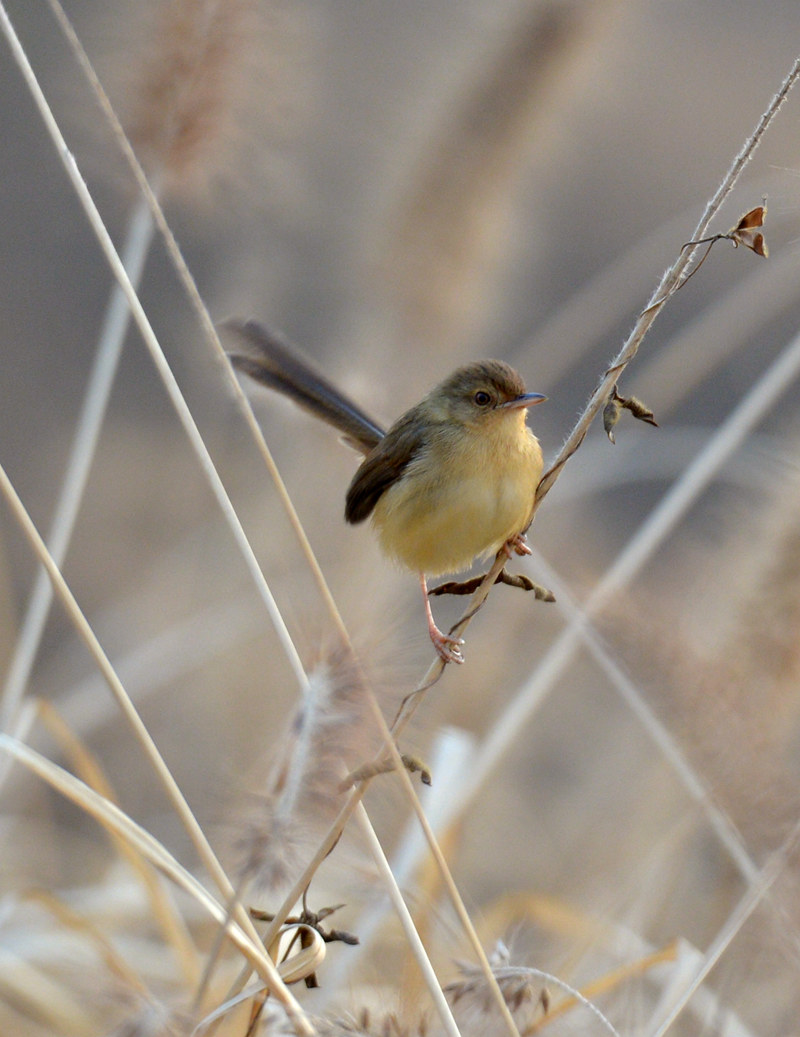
(222, 318, 385, 454)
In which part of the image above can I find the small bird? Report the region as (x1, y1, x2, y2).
(224, 319, 546, 663)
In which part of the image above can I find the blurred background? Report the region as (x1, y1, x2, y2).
(2, 0, 800, 1033)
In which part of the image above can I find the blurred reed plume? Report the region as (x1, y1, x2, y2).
(126, 0, 257, 192)
(381, 0, 612, 354)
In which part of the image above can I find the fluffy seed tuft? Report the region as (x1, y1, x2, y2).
(232, 646, 380, 892)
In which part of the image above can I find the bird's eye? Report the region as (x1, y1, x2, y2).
(473, 390, 492, 406)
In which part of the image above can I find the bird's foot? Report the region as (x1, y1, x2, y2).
(505, 532, 532, 558)
(420, 572, 465, 663)
(429, 623, 465, 664)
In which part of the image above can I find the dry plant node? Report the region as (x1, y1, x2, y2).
(251, 903, 359, 953)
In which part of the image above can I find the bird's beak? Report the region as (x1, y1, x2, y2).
(502, 392, 547, 411)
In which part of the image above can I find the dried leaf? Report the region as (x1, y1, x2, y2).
(621, 394, 658, 427)
(604, 387, 658, 443)
(603, 397, 621, 443)
(730, 202, 769, 256)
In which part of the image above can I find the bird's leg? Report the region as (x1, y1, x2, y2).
(505, 532, 532, 558)
(420, 573, 464, 664)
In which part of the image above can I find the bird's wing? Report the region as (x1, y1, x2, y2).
(344, 410, 426, 524)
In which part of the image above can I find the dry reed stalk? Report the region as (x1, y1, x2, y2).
(0, 455, 318, 1029)
(0, 0, 315, 694)
(647, 814, 800, 1037)
(214, 640, 522, 1037)
(248, 640, 528, 1037)
(34, 40, 503, 1026)
(44, 0, 348, 654)
(0, 196, 157, 734)
(439, 318, 800, 861)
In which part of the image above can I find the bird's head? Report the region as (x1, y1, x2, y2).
(423, 360, 546, 430)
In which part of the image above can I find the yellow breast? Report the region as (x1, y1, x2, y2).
(371, 410, 542, 576)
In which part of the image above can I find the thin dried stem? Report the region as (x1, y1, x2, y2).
(536, 54, 800, 503)
(387, 56, 800, 722)
(37, 32, 528, 1027)
(524, 552, 800, 963)
(523, 940, 679, 1034)
(379, 62, 800, 957)
(398, 52, 800, 758)
(252, 641, 523, 1037)
(33, 25, 481, 1025)
(448, 959, 621, 1037)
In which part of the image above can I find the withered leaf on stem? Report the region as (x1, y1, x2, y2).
(622, 394, 658, 426)
(678, 198, 768, 289)
(604, 386, 658, 443)
(728, 201, 769, 256)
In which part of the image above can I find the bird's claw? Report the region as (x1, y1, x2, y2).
(431, 627, 465, 664)
(505, 533, 532, 558)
